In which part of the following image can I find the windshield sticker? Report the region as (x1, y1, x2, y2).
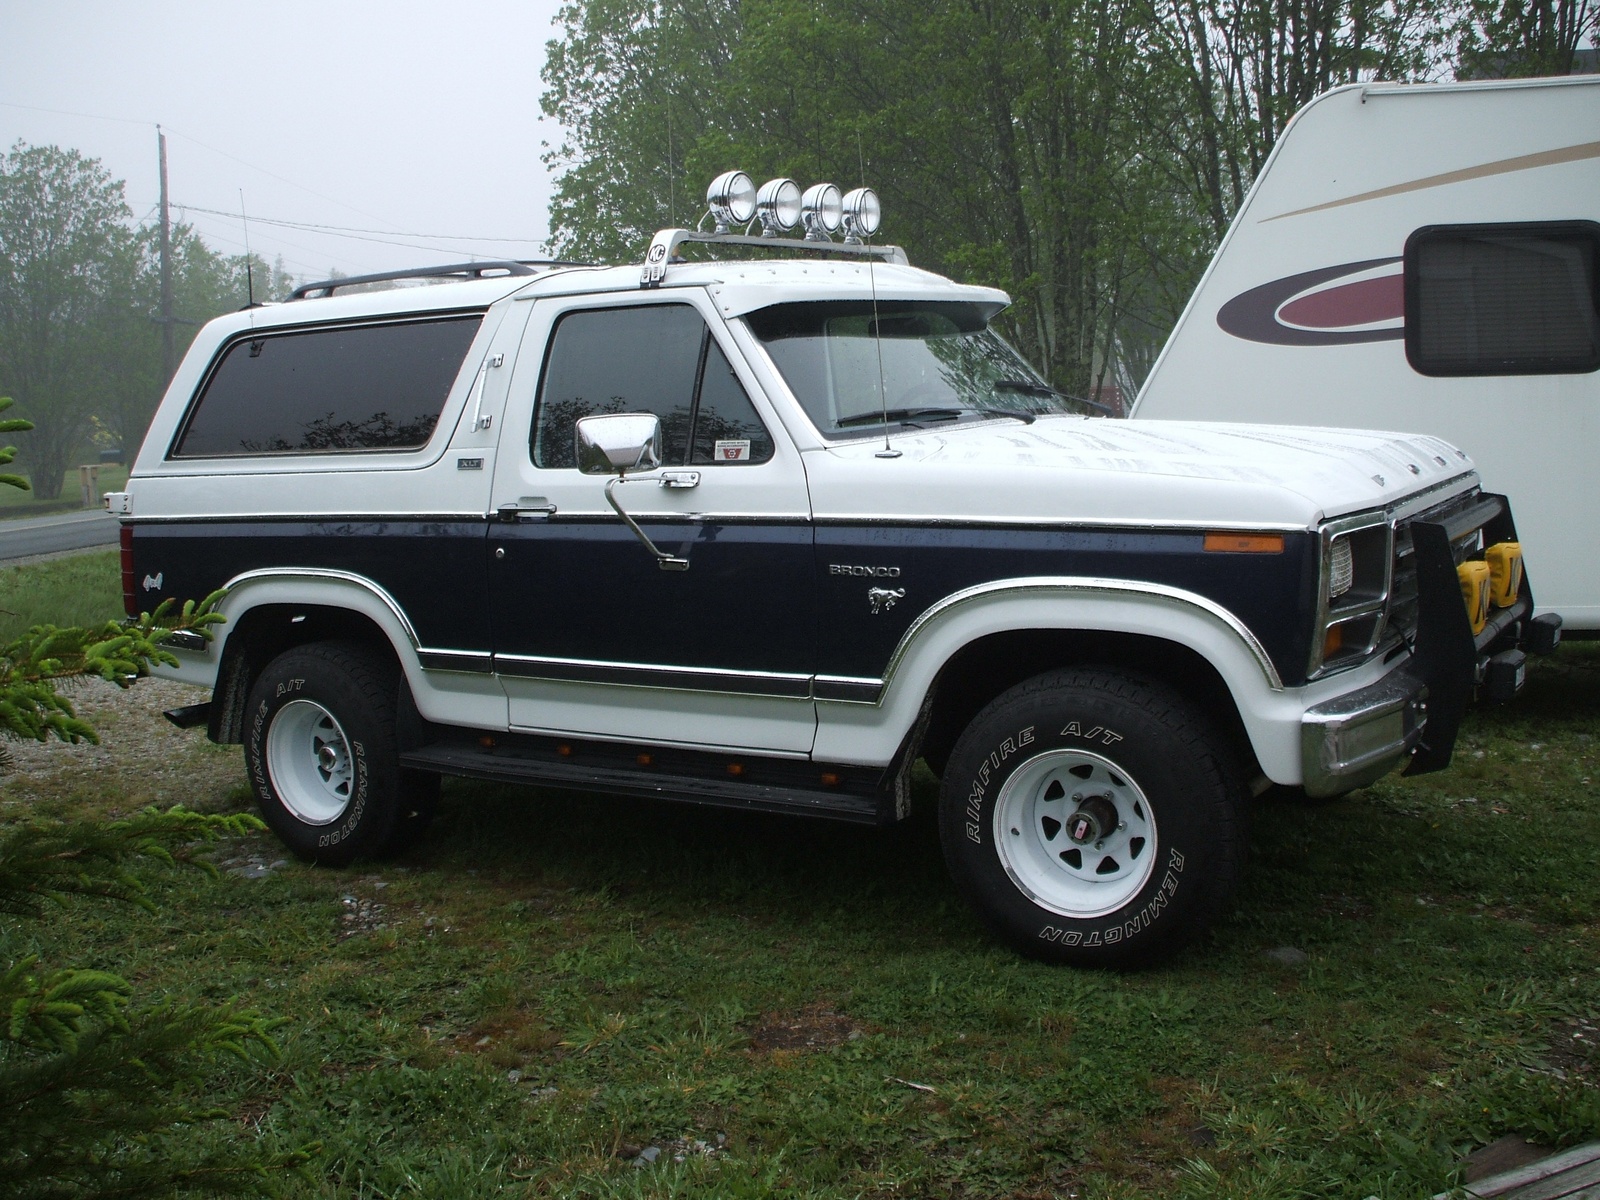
(714, 439, 751, 461)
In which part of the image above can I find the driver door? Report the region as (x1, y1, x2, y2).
(487, 293, 817, 753)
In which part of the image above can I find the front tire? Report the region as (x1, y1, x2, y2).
(244, 641, 420, 866)
(938, 668, 1246, 967)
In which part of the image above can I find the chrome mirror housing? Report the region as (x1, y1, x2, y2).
(575, 412, 663, 476)
(572, 412, 689, 571)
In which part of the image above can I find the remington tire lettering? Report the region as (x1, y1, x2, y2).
(242, 641, 413, 867)
(938, 669, 1246, 967)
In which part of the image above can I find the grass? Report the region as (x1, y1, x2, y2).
(0, 464, 129, 519)
(0, 549, 122, 641)
(3, 551, 1597, 1198)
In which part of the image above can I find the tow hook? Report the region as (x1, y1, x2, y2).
(1066, 793, 1121, 847)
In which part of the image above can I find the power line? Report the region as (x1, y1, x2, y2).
(0, 99, 152, 127)
(0, 100, 407, 233)
(177, 203, 544, 245)
(177, 203, 548, 259)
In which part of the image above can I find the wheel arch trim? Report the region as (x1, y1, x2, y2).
(814, 576, 1299, 775)
(880, 577, 1284, 699)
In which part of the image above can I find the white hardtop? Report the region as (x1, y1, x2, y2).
(509, 257, 1009, 317)
(201, 275, 535, 340)
(1129, 74, 1599, 622)
(806, 417, 1475, 529)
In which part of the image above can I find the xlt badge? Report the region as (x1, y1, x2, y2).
(829, 564, 901, 577)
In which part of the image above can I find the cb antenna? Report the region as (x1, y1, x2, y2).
(862, 132, 898, 459)
(238, 189, 255, 307)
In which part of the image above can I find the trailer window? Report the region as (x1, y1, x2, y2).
(1405, 222, 1600, 376)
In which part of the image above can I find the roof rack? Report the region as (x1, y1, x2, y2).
(641, 229, 909, 288)
(288, 259, 588, 301)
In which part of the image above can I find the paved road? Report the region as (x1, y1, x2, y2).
(0, 509, 119, 561)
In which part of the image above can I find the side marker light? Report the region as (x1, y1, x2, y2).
(1203, 533, 1285, 554)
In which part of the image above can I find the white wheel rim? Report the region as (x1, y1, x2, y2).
(266, 699, 355, 826)
(992, 748, 1158, 919)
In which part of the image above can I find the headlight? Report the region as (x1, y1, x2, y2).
(1329, 538, 1353, 599)
(1311, 513, 1393, 677)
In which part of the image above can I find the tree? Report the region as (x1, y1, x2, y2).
(0, 143, 134, 499)
(0, 396, 306, 1195)
(1458, 0, 1597, 77)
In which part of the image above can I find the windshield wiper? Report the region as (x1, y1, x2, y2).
(836, 407, 964, 428)
(982, 408, 1036, 424)
(994, 379, 1118, 417)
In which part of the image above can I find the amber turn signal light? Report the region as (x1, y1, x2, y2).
(1203, 533, 1285, 554)
(1458, 561, 1490, 635)
(1485, 541, 1523, 607)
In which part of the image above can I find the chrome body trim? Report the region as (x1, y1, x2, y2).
(221, 567, 422, 649)
(417, 648, 495, 673)
(812, 514, 1310, 533)
(879, 576, 1285, 697)
(493, 653, 814, 699)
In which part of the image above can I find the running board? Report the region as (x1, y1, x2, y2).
(399, 741, 893, 825)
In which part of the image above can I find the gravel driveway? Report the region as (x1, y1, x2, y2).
(0, 676, 246, 815)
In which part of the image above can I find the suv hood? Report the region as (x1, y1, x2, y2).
(804, 417, 1476, 528)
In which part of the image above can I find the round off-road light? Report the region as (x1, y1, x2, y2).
(755, 178, 801, 236)
(800, 182, 843, 240)
(841, 187, 881, 242)
(706, 171, 757, 232)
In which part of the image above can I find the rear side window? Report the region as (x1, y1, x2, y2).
(1405, 223, 1600, 376)
(531, 304, 773, 469)
(173, 314, 483, 457)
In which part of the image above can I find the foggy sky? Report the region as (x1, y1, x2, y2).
(1, 1, 572, 288)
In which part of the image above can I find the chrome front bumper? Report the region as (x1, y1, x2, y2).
(1300, 668, 1428, 798)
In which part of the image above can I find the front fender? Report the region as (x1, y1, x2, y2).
(812, 576, 1305, 777)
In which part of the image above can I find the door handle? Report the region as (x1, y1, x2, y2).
(658, 470, 701, 489)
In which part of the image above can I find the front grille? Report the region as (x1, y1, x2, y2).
(1386, 490, 1485, 647)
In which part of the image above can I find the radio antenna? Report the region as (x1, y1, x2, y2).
(239, 189, 256, 307)
(863, 134, 898, 459)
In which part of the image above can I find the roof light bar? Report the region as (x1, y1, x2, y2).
(706, 171, 757, 233)
(642, 173, 898, 286)
(756, 177, 802, 236)
(801, 182, 843, 241)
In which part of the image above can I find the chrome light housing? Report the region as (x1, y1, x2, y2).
(800, 182, 843, 241)
(841, 187, 881, 242)
(706, 171, 757, 233)
(756, 177, 801, 237)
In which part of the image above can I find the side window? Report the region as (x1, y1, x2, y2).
(173, 314, 483, 457)
(1405, 222, 1600, 377)
(690, 338, 775, 465)
(532, 304, 773, 468)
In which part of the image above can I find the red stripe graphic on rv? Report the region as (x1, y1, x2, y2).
(1217, 257, 1403, 346)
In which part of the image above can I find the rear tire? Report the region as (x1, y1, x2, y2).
(938, 668, 1246, 967)
(244, 641, 420, 866)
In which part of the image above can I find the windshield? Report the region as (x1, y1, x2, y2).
(745, 300, 1103, 438)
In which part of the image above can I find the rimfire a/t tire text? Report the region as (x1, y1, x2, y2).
(938, 668, 1246, 966)
(244, 641, 416, 866)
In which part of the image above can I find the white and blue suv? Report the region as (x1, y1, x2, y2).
(109, 200, 1554, 965)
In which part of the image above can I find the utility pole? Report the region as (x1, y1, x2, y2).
(158, 127, 175, 386)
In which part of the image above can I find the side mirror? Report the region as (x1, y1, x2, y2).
(571, 411, 689, 572)
(575, 412, 663, 476)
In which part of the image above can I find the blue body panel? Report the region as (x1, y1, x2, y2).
(131, 518, 1317, 688)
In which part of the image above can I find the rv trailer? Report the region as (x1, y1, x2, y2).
(1132, 76, 1600, 629)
